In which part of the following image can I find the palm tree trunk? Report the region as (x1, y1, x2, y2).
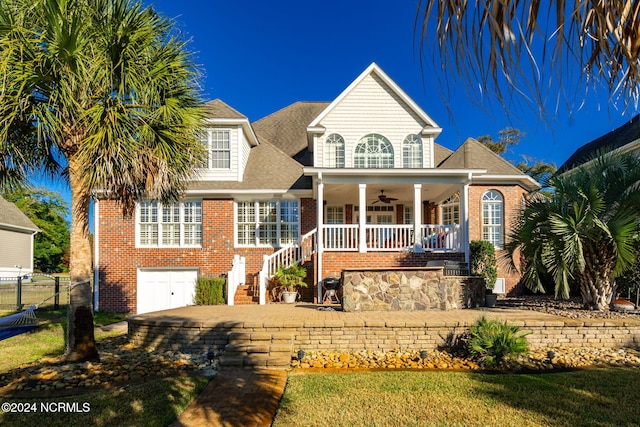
(579, 269, 614, 312)
(65, 155, 99, 362)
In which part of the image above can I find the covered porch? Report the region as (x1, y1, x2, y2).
(305, 167, 487, 302)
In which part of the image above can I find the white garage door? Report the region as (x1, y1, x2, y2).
(137, 269, 198, 314)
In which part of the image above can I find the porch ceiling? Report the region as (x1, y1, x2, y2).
(323, 182, 457, 205)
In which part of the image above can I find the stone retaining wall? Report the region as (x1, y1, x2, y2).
(128, 317, 640, 367)
(341, 267, 484, 312)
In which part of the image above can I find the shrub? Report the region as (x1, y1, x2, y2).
(194, 276, 226, 305)
(470, 240, 498, 290)
(466, 316, 529, 368)
(274, 263, 308, 292)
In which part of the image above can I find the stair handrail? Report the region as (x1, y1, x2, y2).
(258, 228, 317, 304)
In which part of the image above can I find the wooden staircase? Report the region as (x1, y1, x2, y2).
(233, 285, 259, 305)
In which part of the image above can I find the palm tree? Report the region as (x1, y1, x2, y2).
(0, 0, 205, 361)
(415, 1, 640, 115)
(506, 151, 640, 311)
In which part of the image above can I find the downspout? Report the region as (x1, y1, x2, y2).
(316, 174, 324, 303)
(93, 198, 99, 312)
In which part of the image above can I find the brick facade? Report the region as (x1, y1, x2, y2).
(467, 184, 528, 295)
(98, 185, 527, 313)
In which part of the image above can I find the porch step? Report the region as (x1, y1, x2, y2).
(234, 285, 259, 305)
(220, 332, 294, 368)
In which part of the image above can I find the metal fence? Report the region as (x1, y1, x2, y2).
(0, 274, 71, 311)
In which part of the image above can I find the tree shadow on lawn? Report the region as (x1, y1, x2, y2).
(471, 367, 640, 426)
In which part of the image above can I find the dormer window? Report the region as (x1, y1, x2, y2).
(325, 133, 345, 167)
(354, 134, 393, 168)
(199, 129, 231, 169)
(402, 134, 423, 168)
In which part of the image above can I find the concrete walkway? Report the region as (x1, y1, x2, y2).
(170, 368, 287, 427)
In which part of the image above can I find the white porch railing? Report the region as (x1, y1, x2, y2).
(257, 228, 317, 305)
(226, 255, 246, 306)
(324, 224, 359, 250)
(364, 224, 414, 251)
(320, 224, 461, 251)
(420, 224, 461, 251)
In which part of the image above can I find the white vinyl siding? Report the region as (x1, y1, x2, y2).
(196, 127, 241, 181)
(0, 229, 33, 271)
(314, 73, 433, 168)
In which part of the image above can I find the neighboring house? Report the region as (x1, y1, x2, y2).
(0, 196, 39, 279)
(95, 63, 539, 314)
(558, 114, 640, 174)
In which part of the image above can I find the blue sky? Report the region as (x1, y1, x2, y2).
(142, 0, 636, 171)
(41, 1, 638, 202)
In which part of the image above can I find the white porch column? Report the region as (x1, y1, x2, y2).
(317, 179, 324, 303)
(413, 184, 422, 246)
(460, 182, 470, 263)
(358, 183, 367, 252)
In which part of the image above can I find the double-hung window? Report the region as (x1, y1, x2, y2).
(236, 200, 300, 247)
(138, 201, 202, 247)
(199, 129, 231, 169)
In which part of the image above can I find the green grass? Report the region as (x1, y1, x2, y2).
(0, 308, 126, 372)
(0, 308, 206, 427)
(0, 374, 208, 427)
(274, 369, 640, 427)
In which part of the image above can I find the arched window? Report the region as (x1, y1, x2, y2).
(324, 133, 345, 167)
(441, 194, 460, 225)
(354, 134, 394, 168)
(402, 134, 423, 168)
(482, 190, 503, 249)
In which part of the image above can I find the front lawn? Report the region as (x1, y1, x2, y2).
(0, 308, 126, 372)
(274, 368, 640, 426)
(0, 308, 206, 427)
(0, 374, 208, 427)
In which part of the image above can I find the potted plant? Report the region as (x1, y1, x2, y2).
(470, 240, 498, 307)
(274, 263, 308, 303)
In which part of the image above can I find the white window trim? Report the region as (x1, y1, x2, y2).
(324, 134, 345, 168)
(234, 199, 301, 248)
(198, 128, 232, 170)
(354, 134, 394, 168)
(440, 194, 460, 225)
(402, 134, 423, 168)
(135, 200, 203, 248)
(481, 190, 504, 249)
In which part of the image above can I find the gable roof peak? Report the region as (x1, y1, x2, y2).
(308, 63, 441, 132)
(203, 98, 247, 119)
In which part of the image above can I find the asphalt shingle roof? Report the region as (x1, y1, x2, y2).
(189, 141, 308, 191)
(0, 196, 38, 232)
(558, 114, 640, 173)
(203, 99, 247, 119)
(253, 102, 330, 162)
(439, 137, 526, 175)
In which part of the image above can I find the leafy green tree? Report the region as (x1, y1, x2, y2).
(478, 128, 557, 182)
(506, 150, 640, 311)
(0, 0, 205, 361)
(416, 1, 640, 116)
(2, 188, 70, 273)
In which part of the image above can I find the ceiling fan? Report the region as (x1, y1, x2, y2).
(372, 190, 398, 204)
